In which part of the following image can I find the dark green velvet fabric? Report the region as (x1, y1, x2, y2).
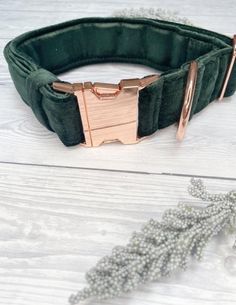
(3, 17, 236, 146)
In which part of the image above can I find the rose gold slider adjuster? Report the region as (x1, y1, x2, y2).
(219, 34, 236, 101)
(176, 60, 198, 141)
(52, 75, 159, 147)
(177, 34, 236, 140)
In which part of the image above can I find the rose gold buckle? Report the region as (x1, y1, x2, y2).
(52, 75, 159, 147)
(219, 34, 236, 101)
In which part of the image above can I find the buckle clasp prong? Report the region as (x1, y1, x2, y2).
(53, 75, 159, 147)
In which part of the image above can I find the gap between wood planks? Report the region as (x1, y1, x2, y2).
(0, 160, 236, 181)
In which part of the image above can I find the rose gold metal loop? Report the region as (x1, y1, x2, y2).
(218, 34, 236, 101)
(52, 74, 159, 147)
(176, 60, 198, 141)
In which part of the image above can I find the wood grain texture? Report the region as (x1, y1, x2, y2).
(1, 1, 236, 305)
(0, 0, 235, 36)
(0, 162, 236, 305)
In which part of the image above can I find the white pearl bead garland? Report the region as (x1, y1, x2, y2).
(112, 7, 194, 26)
(69, 178, 236, 304)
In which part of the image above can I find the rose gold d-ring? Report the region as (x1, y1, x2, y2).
(176, 60, 198, 141)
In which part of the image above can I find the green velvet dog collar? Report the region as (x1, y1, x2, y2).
(3, 17, 236, 147)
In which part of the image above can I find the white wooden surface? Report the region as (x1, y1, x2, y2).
(1, 1, 236, 305)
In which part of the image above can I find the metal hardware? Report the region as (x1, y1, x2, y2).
(176, 61, 198, 141)
(52, 74, 159, 147)
(219, 35, 236, 101)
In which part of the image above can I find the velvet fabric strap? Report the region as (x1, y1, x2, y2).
(3, 17, 236, 146)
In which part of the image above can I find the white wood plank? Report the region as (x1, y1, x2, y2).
(0, 81, 236, 178)
(0, 0, 235, 17)
(0, 13, 233, 38)
(0, 1, 235, 39)
(0, 162, 236, 305)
